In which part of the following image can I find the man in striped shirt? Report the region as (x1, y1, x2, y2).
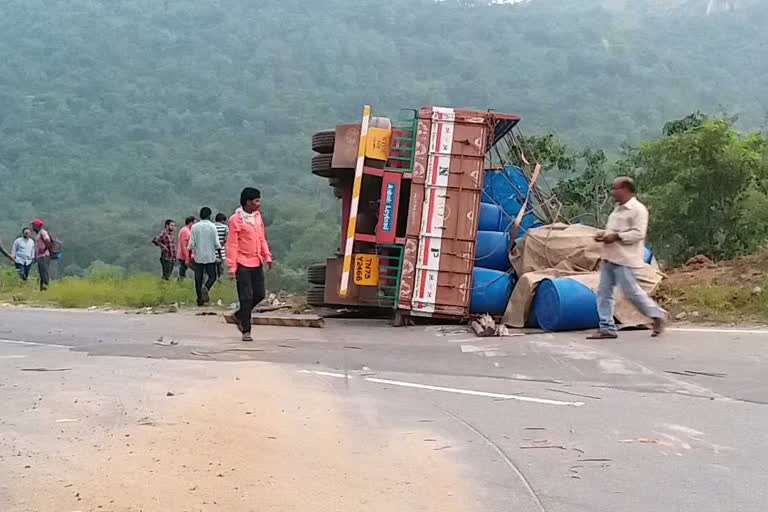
(215, 213, 229, 277)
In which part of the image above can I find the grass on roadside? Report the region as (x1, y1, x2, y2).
(0, 267, 238, 309)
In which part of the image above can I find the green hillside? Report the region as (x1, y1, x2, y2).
(0, 0, 765, 286)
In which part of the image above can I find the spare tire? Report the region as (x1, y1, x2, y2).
(328, 176, 351, 188)
(311, 153, 333, 177)
(312, 130, 336, 154)
(307, 263, 326, 285)
(306, 284, 326, 306)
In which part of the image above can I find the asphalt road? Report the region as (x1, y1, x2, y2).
(1, 306, 766, 511)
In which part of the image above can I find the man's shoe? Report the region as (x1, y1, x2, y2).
(586, 330, 618, 340)
(200, 285, 210, 304)
(242, 332, 253, 342)
(652, 316, 667, 338)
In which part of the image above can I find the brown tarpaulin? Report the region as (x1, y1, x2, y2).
(501, 224, 663, 328)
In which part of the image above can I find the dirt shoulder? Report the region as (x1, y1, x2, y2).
(1, 350, 472, 512)
(658, 252, 768, 324)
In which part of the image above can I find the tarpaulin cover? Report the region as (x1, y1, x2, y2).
(502, 223, 663, 328)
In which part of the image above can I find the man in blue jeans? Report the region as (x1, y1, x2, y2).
(587, 177, 667, 340)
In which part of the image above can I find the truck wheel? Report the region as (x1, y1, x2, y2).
(311, 153, 333, 177)
(332, 187, 343, 199)
(307, 263, 326, 285)
(306, 284, 326, 306)
(312, 130, 336, 154)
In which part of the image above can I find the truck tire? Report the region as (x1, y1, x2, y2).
(328, 176, 351, 188)
(312, 130, 336, 154)
(307, 263, 326, 285)
(311, 153, 333, 177)
(306, 284, 326, 306)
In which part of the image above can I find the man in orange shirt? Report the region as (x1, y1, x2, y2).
(177, 216, 195, 279)
(226, 187, 273, 341)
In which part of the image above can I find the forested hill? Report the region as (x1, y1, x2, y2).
(1, 0, 765, 285)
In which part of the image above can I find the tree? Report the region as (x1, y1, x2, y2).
(626, 118, 767, 264)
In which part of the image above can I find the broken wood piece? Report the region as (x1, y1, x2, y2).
(225, 313, 325, 328)
(21, 368, 72, 372)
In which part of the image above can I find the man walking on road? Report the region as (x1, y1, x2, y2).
(31, 219, 52, 291)
(189, 207, 221, 306)
(215, 213, 229, 277)
(177, 216, 195, 279)
(156, 219, 177, 280)
(227, 188, 273, 342)
(588, 177, 667, 340)
(11, 228, 35, 280)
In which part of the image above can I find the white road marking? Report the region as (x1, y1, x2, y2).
(365, 377, 584, 406)
(0, 355, 27, 359)
(0, 338, 70, 349)
(300, 369, 583, 406)
(299, 369, 347, 378)
(668, 328, 768, 335)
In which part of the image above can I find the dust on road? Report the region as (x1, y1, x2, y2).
(1, 351, 472, 512)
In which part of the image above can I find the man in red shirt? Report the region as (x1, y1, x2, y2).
(177, 216, 195, 279)
(31, 219, 52, 291)
(226, 187, 273, 341)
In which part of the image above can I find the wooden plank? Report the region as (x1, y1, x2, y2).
(225, 313, 326, 328)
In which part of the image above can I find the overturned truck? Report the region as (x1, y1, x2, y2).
(308, 105, 663, 330)
(308, 105, 538, 325)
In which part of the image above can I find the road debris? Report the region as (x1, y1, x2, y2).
(664, 370, 726, 378)
(190, 348, 265, 356)
(21, 367, 72, 372)
(154, 339, 179, 346)
(166, 391, 175, 397)
(470, 314, 523, 337)
(547, 388, 602, 400)
(225, 312, 325, 328)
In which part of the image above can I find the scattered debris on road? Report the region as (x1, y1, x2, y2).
(225, 312, 326, 328)
(470, 314, 525, 337)
(166, 391, 175, 397)
(21, 367, 72, 372)
(154, 338, 179, 346)
(664, 370, 727, 378)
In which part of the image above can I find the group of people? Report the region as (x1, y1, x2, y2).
(0, 219, 55, 291)
(155, 187, 272, 341)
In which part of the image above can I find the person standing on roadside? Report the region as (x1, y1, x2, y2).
(188, 207, 221, 306)
(227, 188, 273, 342)
(11, 228, 35, 280)
(156, 219, 177, 280)
(588, 177, 667, 340)
(214, 213, 229, 277)
(31, 219, 52, 291)
(177, 216, 195, 279)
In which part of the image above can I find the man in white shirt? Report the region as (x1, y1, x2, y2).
(188, 207, 221, 306)
(11, 228, 36, 280)
(588, 177, 667, 339)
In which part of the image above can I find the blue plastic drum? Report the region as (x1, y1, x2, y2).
(531, 278, 599, 332)
(470, 267, 516, 315)
(475, 231, 512, 271)
(478, 203, 503, 231)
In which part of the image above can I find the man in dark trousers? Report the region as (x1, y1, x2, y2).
(214, 212, 229, 277)
(31, 219, 52, 291)
(226, 188, 272, 342)
(188, 207, 221, 306)
(156, 219, 177, 280)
